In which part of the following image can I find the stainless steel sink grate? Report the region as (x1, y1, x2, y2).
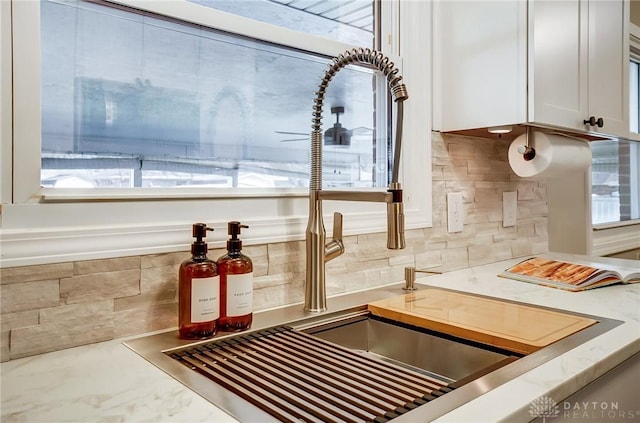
(168, 326, 457, 422)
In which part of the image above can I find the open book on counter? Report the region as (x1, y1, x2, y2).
(499, 256, 640, 292)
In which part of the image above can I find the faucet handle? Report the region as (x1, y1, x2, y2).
(332, 211, 342, 241)
(325, 212, 344, 261)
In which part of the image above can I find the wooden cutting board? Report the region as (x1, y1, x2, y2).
(368, 288, 597, 355)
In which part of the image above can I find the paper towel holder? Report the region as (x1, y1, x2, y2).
(516, 127, 537, 161)
(517, 144, 536, 161)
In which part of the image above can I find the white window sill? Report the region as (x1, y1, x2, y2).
(39, 187, 309, 202)
(592, 221, 640, 257)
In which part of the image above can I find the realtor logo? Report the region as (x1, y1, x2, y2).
(529, 395, 640, 420)
(530, 395, 560, 422)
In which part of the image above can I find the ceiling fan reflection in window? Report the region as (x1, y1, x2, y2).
(277, 106, 373, 147)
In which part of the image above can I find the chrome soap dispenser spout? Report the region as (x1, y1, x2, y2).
(304, 48, 409, 312)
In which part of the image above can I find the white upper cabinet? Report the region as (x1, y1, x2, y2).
(586, 0, 629, 136)
(433, 0, 630, 139)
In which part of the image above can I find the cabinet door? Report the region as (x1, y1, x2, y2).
(588, 0, 628, 137)
(432, 1, 527, 132)
(530, 0, 588, 129)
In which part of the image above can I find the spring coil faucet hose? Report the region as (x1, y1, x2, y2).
(310, 48, 409, 190)
(304, 48, 410, 312)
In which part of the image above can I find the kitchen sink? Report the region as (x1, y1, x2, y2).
(299, 311, 519, 383)
(124, 286, 623, 422)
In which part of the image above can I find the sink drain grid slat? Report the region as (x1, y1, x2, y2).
(170, 326, 455, 422)
(281, 327, 450, 392)
(218, 336, 391, 417)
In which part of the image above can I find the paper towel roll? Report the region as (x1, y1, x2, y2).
(508, 131, 592, 179)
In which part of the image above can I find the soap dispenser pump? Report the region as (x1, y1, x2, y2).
(218, 221, 253, 331)
(178, 223, 219, 339)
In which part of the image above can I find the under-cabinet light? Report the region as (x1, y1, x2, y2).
(488, 125, 513, 134)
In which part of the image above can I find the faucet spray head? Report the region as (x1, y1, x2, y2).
(387, 182, 405, 249)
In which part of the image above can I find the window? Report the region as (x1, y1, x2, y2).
(2, 0, 432, 266)
(188, 0, 375, 46)
(40, 0, 384, 189)
(591, 28, 640, 227)
(591, 139, 640, 225)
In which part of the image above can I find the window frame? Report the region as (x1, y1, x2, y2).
(1, 0, 432, 267)
(591, 21, 640, 256)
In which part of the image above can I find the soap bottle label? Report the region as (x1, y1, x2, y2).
(226, 272, 253, 317)
(191, 276, 220, 323)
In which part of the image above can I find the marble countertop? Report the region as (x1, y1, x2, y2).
(2, 255, 639, 423)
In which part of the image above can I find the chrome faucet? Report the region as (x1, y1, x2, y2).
(304, 48, 409, 312)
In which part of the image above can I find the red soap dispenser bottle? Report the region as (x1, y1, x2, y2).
(178, 223, 219, 339)
(218, 221, 253, 331)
